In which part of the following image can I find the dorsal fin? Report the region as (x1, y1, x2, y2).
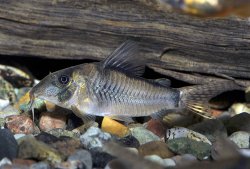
(101, 40, 146, 76)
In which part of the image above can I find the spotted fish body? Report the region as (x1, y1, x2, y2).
(29, 41, 241, 122)
(77, 64, 180, 117)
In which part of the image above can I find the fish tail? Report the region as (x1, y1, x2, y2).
(179, 81, 244, 119)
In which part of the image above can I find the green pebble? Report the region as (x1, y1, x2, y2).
(167, 137, 211, 160)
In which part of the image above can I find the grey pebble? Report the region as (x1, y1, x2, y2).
(229, 131, 250, 148)
(0, 129, 18, 160)
(225, 113, 250, 134)
(130, 127, 160, 145)
(144, 155, 176, 167)
(14, 133, 26, 140)
(167, 137, 211, 160)
(0, 157, 12, 167)
(68, 149, 92, 169)
(30, 162, 51, 169)
(80, 127, 111, 150)
(188, 119, 227, 142)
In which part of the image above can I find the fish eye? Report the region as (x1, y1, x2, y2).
(59, 75, 70, 85)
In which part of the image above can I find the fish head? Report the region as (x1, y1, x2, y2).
(29, 64, 91, 109)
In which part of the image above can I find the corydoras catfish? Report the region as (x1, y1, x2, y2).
(29, 41, 241, 123)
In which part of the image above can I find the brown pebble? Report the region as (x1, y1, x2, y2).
(146, 119, 166, 138)
(12, 159, 36, 166)
(51, 138, 81, 157)
(138, 141, 175, 158)
(5, 115, 34, 134)
(39, 112, 67, 132)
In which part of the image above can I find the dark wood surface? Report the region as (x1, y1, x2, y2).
(0, 0, 249, 85)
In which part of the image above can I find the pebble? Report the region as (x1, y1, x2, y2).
(172, 154, 197, 166)
(188, 119, 227, 141)
(90, 148, 115, 168)
(130, 126, 160, 145)
(102, 117, 130, 137)
(39, 112, 67, 132)
(239, 149, 250, 157)
(225, 112, 250, 134)
(210, 138, 239, 160)
(72, 121, 99, 134)
(30, 162, 50, 169)
(0, 77, 16, 108)
(80, 126, 112, 150)
(14, 134, 26, 140)
(0, 105, 20, 119)
(167, 137, 211, 160)
(163, 112, 197, 127)
(138, 141, 175, 158)
(230, 103, 250, 115)
(229, 131, 250, 148)
(51, 137, 81, 157)
(18, 135, 64, 164)
(12, 159, 36, 167)
(67, 149, 92, 169)
(0, 64, 34, 88)
(16, 92, 45, 113)
(5, 115, 34, 134)
(104, 159, 128, 169)
(144, 155, 176, 167)
(55, 161, 82, 169)
(35, 132, 59, 144)
(0, 129, 18, 160)
(48, 128, 80, 138)
(0, 158, 12, 167)
(166, 127, 211, 145)
(15, 87, 31, 101)
(0, 99, 10, 110)
(125, 147, 139, 155)
(116, 135, 140, 148)
(0, 118, 4, 127)
(145, 119, 166, 138)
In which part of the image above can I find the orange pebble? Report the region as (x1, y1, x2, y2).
(101, 117, 130, 137)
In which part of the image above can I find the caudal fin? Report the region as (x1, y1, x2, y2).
(179, 81, 244, 119)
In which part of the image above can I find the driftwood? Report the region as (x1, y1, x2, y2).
(0, 0, 250, 85)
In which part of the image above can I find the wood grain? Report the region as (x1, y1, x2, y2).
(0, 0, 249, 83)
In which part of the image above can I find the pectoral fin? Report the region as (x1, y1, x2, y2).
(109, 115, 135, 124)
(151, 109, 175, 120)
(71, 105, 96, 124)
